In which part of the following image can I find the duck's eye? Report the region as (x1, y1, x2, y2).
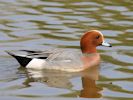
(96, 35, 100, 39)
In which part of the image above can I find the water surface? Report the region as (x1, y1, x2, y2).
(0, 0, 133, 100)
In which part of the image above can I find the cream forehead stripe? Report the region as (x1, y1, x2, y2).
(92, 30, 104, 37)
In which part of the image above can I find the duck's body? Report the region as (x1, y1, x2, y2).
(7, 49, 100, 72)
(7, 30, 112, 72)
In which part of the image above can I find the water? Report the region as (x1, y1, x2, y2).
(0, 0, 133, 100)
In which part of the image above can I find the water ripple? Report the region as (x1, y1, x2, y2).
(0, 0, 133, 99)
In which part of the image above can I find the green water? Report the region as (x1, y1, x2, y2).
(0, 0, 133, 100)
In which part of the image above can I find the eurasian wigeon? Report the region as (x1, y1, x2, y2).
(7, 30, 112, 72)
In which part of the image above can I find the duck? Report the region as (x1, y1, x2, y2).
(7, 30, 112, 72)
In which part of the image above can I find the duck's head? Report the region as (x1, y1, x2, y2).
(80, 30, 112, 53)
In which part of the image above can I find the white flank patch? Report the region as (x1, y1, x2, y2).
(26, 58, 46, 69)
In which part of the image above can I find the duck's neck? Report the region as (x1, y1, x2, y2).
(81, 46, 97, 54)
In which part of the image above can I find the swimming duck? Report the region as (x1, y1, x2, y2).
(7, 30, 112, 72)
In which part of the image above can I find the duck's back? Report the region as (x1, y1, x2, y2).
(7, 49, 84, 72)
(43, 50, 84, 72)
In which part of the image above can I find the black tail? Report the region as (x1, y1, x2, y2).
(6, 51, 32, 67)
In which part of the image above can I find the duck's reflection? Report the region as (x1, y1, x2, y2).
(23, 65, 102, 98)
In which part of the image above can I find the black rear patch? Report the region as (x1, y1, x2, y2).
(13, 55, 32, 67)
(7, 52, 32, 67)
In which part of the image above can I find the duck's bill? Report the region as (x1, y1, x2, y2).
(102, 41, 112, 47)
